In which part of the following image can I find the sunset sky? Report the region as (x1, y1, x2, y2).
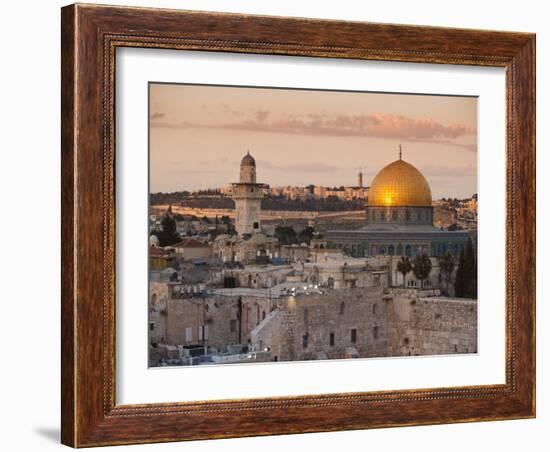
(149, 83, 477, 199)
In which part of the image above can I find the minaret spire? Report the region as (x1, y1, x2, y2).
(399, 144, 402, 160)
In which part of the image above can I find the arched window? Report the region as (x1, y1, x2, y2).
(340, 301, 345, 315)
(388, 245, 395, 255)
(405, 245, 412, 257)
(379, 245, 386, 255)
(373, 325, 379, 339)
(397, 244, 403, 255)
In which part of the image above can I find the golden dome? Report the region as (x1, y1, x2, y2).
(368, 158, 432, 207)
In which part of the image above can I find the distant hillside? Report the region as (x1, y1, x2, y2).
(150, 192, 365, 212)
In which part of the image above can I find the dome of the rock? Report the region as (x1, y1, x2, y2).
(368, 158, 432, 207)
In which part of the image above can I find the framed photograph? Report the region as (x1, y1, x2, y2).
(61, 4, 535, 447)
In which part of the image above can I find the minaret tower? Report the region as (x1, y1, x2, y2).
(357, 167, 363, 188)
(232, 151, 267, 236)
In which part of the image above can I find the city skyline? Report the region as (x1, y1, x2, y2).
(150, 83, 477, 199)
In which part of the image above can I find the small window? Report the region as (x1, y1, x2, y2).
(253, 222, 259, 229)
(230, 319, 237, 333)
(149, 322, 155, 331)
(372, 304, 377, 315)
(340, 301, 345, 314)
(304, 308, 309, 323)
(373, 325, 379, 339)
(198, 325, 209, 341)
(351, 328, 357, 343)
(185, 327, 192, 342)
(302, 333, 309, 348)
(329, 332, 335, 347)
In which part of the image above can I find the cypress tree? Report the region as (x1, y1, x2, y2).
(412, 254, 432, 289)
(158, 214, 180, 246)
(454, 248, 466, 297)
(454, 238, 477, 299)
(463, 238, 477, 298)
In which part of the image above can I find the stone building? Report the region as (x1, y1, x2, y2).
(171, 238, 212, 261)
(149, 283, 276, 365)
(251, 287, 388, 362)
(228, 264, 294, 289)
(148, 281, 171, 344)
(149, 246, 177, 271)
(279, 243, 310, 263)
(301, 257, 383, 289)
(326, 147, 472, 259)
(231, 151, 267, 237)
(212, 232, 279, 265)
(386, 289, 477, 356)
(149, 279, 478, 366)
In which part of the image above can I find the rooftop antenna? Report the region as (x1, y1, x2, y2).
(399, 144, 403, 160)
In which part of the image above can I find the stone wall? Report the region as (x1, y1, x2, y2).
(150, 282, 478, 366)
(161, 293, 273, 352)
(386, 289, 477, 356)
(251, 287, 387, 362)
(149, 282, 171, 344)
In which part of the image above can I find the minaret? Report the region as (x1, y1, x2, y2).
(356, 167, 363, 188)
(231, 151, 267, 236)
(399, 144, 403, 160)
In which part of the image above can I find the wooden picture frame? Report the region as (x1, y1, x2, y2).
(61, 3, 535, 447)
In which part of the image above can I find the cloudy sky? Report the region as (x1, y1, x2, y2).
(149, 83, 477, 199)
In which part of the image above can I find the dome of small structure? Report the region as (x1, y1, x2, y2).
(240, 151, 256, 167)
(368, 158, 432, 207)
(149, 234, 159, 247)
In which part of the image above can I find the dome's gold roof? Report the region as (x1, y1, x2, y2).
(368, 159, 432, 207)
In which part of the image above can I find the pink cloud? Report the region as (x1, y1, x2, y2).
(150, 111, 475, 150)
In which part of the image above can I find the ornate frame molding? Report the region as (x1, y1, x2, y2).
(61, 4, 535, 447)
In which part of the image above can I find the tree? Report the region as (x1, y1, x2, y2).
(454, 248, 467, 297)
(274, 226, 297, 245)
(396, 256, 412, 288)
(438, 252, 455, 296)
(412, 254, 432, 289)
(463, 238, 477, 298)
(454, 238, 477, 298)
(298, 226, 314, 244)
(447, 223, 463, 231)
(157, 214, 180, 246)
